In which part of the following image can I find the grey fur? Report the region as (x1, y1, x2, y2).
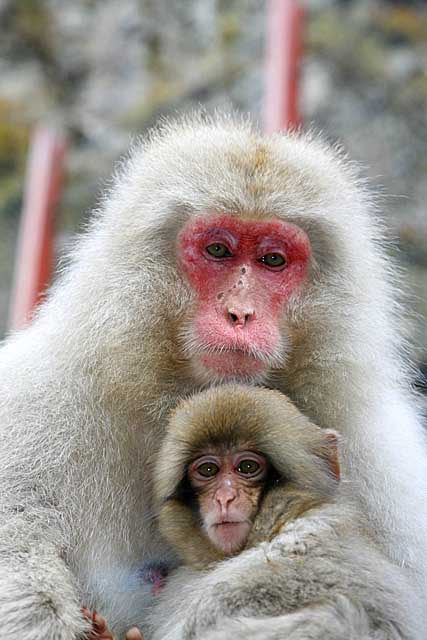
(148, 506, 422, 640)
(0, 113, 426, 637)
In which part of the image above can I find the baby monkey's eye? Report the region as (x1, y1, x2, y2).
(236, 459, 260, 475)
(206, 243, 233, 258)
(196, 462, 219, 477)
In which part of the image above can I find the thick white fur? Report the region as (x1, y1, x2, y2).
(0, 113, 426, 637)
(147, 505, 422, 640)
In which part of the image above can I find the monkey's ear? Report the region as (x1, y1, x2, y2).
(323, 430, 340, 481)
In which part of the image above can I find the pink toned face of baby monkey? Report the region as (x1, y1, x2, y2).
(188, 450, 269, 555)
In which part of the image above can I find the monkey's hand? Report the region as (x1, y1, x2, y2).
(82, 608, 143, 640)
(82, 608, 115, 640)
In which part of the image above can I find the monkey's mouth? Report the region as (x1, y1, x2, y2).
(199, 350, 267, 378)
(209, 520, 251, 554)
(181, 326, 286, 380)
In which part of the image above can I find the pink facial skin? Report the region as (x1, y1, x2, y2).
(178, 214, 311, 380)
(189, 451, 269, 555)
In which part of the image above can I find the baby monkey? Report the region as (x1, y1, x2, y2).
(148, 385, 419, 640)
(156, 384, 340, 566)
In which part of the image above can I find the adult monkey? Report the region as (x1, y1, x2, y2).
(0, 114, 425, 637)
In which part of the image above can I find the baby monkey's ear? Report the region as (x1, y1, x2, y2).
(323, 430, 341, 481)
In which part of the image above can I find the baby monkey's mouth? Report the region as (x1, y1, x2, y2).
(208, 520, 252, 555)
(210, 512, 253, 527)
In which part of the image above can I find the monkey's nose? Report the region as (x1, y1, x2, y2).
(216, 486, 237, 511)
(227, 308, 254, 327)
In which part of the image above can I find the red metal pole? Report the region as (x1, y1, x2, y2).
(8, 126, 66, 331)
(263, 0, 304, 133)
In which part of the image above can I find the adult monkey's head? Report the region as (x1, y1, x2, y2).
(135, 114, 377, 388)
(93, 113, 390, 396)
(169, 120, 315, 385)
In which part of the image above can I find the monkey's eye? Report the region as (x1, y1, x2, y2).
(196, 462, 220, 478)
(236, 459, 260, 475)
(259, 253, 286, 268)
(206, 243, 233, 258)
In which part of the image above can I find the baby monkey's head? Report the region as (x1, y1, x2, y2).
(155, 385, 340, 567)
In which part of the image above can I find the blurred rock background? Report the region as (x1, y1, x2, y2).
(0, 0, 426, 379)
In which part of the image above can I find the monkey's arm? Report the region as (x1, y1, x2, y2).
(149, 514, 419, 640)
(195, 598, 388, 640)
(0, 506, 90, 639)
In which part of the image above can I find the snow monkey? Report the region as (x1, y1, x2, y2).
(0, 114, 426, 638)
(143, 385, 420, 640)
(156, 385, 341, 567)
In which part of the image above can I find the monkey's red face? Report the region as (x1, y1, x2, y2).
(189, 450, 268, 555)
(178, 215, 311, 382)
